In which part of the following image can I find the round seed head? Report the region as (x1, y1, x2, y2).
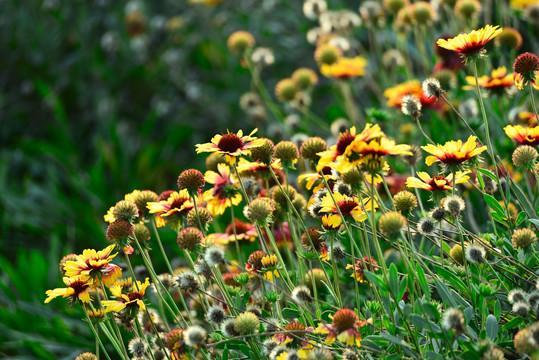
(430, 207, 446, 222)
(341, 167, 364, 187)
(275, 78, 298, 102)
(227, 31, 255, 53)
(300, 137, 328, 162)
(513, 52, 539, 77)
(379, 211, 406, 236)
(441, 308, 465, 334)
(184, 325, 207, 347)
(250, 138, 276, 164)
(262, 338, 281, 356)
(128, 337, 147, 358)
(411, 1, 435, 24)
(314, 44, 342, 65)
(417, 218, 436, 236)
(177, 227, 203, 250)
(177, 169, 205, 192)
(234, 312, 260, 335)
(186, 207, 213, 230)
(450, 244, 464, 265)
(306, 348, 334, 360)
(513, 301, 530, 317)
(246, 197, 276, 224)
(113, 200, 139, 222)
(174, 270, 199, 293)
(132, 190, 158, 216)
(514, 327, 534, 355)
(291, 285, 312, 304)
(422, 78, 443, 98)
(512, 145, 538, 167)
(292, 68, 318, 90)
(221, 318, 239, 337)
(393, 190, 418, 216)
(495, 27, 523, 50)
(204, 246, 225, 267)
(401, 95, 422, 118)
(465, 244, 486, 264)
(75, 353, 98, 360)
(528, 292, 539, 308)
(512, 228, 537, 249)
(275, 141, 299, 164)
(106, 219, 134, 243)
(134, 223, 151, 242)
(305, 268, 327, 288)
(331, 242, 346, 262)
(442, 195, 465, 218)
(59, 254, 78, 275)
(455, 0, 481, 21)
(205, 153, 227, 172)
(341, 349, 360, 360)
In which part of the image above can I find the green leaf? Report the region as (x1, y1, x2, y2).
(476, 168, 497, 182)
(486, 314, 498, 340)
(381, 333, 410, 348)
(516, 211, 527, 226)
(491, 212, 509, 227)
(416, 265, 430, 299)
(389, 263, 399, 298)
(483, 194, 505, 216)
(364, 270, 389, 292)
(500, 317, 523, 331)
(435, 279, 457, 307)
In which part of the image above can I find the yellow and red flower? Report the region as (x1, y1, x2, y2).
(203, 163, 242, 216)
(208, 219, 257, 245)
(101, 277, 150, 313)
(384, 80, 441, 110)
(504, 125, 539, 146)
(406, 171, 471, 192)
(320, 56, 368, 79)
(195, 129, 264, 164)
(245, 251, 279, 281)
(274, 322, 314, 347)
(340, 136, 412, 173)
(320, 192, 370, 227)
(346, 257, 379, 282)
(298, 167, 338, 193)
(422, 136, 487, 167)
(463, 67, 514, 92)
(316, 308, 371, 347)
(236, 157, 282, 179)
(147, 190, 194, 228)
(45, 275, 92, 304)
(436, 25, 502, 58)
(63, 245, 122, 288)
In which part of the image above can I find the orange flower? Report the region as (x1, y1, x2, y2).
(346, 257, 379, 282)
(203, 163, 242, 216)
(422, 136, 487, 167)
(45, 276, 92, 304)
(63, 245, 122, 288)
(406, 171, 471, 192)
(147, 190, 194, 228)
(504, 125, 539, 146)
(209, 220, 257, 245)
(101, 278, 150, 314)
(384, 80, 440, 110)
(463, 67, 514, 92)
(316, 308, 371, 347)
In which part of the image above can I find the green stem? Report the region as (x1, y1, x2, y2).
(150, 217, 174, 275)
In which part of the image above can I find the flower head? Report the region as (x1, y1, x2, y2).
(320, 56, 368, 79)
(203, 163, 242, 216)
(320, 192, 369, 226)
(513, 52, 539, 90)
(436, 25, 502, 60)
(463, 67, 514, 93)
(196, 129, 264, 164)
(147, 190, 194, 228)
(209, 219, 257, 245)
(63, 245, 122, 287)
(422, 136, 487, 168)
(406, 171, 470, 192)
(101, 278, 150, 314)
(316, 308, 370, 346)
(346, 257, 379, 282)
(45, 275, 92, 304)
(504, 125, 539, 146)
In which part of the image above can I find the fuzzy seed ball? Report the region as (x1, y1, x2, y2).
(482, 175, 498, 194)
(262, 338, 281, 356)
(301, 226, 325, 252)
(513, 301, 530, 317)
(305, 268, 327, 288)
(341, 349, 360, 360)
(495, 27, 523, 50)
(379, 211, 406, 236)
(205, 153, 227, 172)
(441, 308, 465, 334)
(106, 219, 134, 243)
(174, 270, 199, 293)
(434, 69, 457, 89)
(292, 194, 307, 212)
(512, 228, 537, 249)
(443, 195, 465, 217)
(75, 353, 98, 360)
(512, 145, 538, 167)
(221, 318, 239, 337)
(234, 312, 260, 335)
(128, 337, 147, 357)
(271, 185, 297, 208)
(292, 68, 318, 90)
(508, 289, 527, 304)
(341, 167, 364, 187)
(251, 47, 275, 67)
(529, 292, 539, 309)
(525, 3, 539, 24)
(247, 197, 276, 224)
(417, 218, 436, 236)
(401, 94, 422, 118)
(300, 137, 328, 162)
(306, 348, 334, 360)
(227, 31, 255, 53)
(450, 244, 464, 265)
(274, 78, 298, 102)
(393, 190, 418, 216)
(314, 44, 342, 65)
(514, 52, 539, 78)
(132, 190, 158, 216)
(113, 200, 139, 222)
(412, 1, 435, 24)
(177, 227, 203, 250)
(134, 223, 151, 242)
(481, 347, 505, 360)
(275, 141, 299, 163)
(240, 92, 262, 111)
(177, 169, 205, 192)
(186, 207, 213, 230)
(422, 78, 443, 98)
(465, 244, 486, 264)
(430, 207, 446, 222)
(184, 325, 207, 347)
(291, 285, 312, 304)
(250, 138, 276, 164)
(204, 246, 225, 267)
(331, 242, 346, 262)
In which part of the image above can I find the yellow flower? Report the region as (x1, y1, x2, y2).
(320, 56, 368, 78)
(195, 129, 264, 164)
(436, 25, 502, 58)
(504, 125, 539, 146)
(320, 192, 370, 226)
(63, 245, 122, 288)
(406, 171, 470, 192)
(101, 278, 150, 313)
(316, 308, 371, 347)
(421, 136, 487, 167)
(463, 67, 514, 92)
(45, 276, 92, 304)
(339, 136, 411, 173)
(510, 0, 537, 9)
(203, 163, 242, 216)
(147, 190, 194, 228)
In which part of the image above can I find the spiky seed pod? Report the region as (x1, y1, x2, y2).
(300, 137, 328, 162)
(113, 200, 139, 222)
(221, 318, 239, 337)
(177, 169, 205, 193)
(186, 207, 213, 230)
(59, 254, 78, 275)
(292, 194, 307, 212)
(442, 195, 465, 218)
(301, 227, 324, 251)
(134, 223, 151, 243)
(341, 167, 364, 187)
(174, 270, 199, 293)
(234, 312, 260, 335)
(514, 53, 539, 79)
(530, 323, 539, 347)
(430, 207, 446, 222)
(455, 0, 481, 21)
(75, 353, 98, 360)
(250, 138, 276, 165)
(194, 259, 212, 279)
(262, 338, 281, 356)
(495, 27, 523, 50)
(465, 244, 486, 264)
(512, 228, 538, 249)
(508, 289, 527, 304)
(291, 285, 312, 304)
(157, 273, 174, 291)
(204, 246, 225, 267)
(341, 349, 360, 360)
(379, 211, 406, 236)
(303, 0, 328, 20)
(132, 190, 158, 216)
(246, 197, 276, 224)
(251, 47, 275, 67)
(417, 218, 436, 236)
(292, 68, 318, 90)
(184, 325, 207, 347)
(106, 219, 134, 243)
(393, 190, 418, 216)
(271, 185, 297, 208)
(529, 292, 539, 309)
(481, 347, 505, 360)
(128, 337, 147, 358)
(441, 308, 465, 334)
(306, 347, 334, 360)
(411, 1, 435, 24)
(401, 95, 422, 118)
(512, 145, 538, 168)
(514, 327, 534, 354)
(450, 244, 464, 265)
(245, 305, 262, 318)
(422, 78, 443, 98)
(331, 242, 346, 262)
(314, 44, 342, 65)
(227, 31, 255, 53)
(513, 301, 530, 317)
(274, 78, 298, 102)
(275, 141, 299, 164)
(177, 227, 203, 250)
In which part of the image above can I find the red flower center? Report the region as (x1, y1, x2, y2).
(427, 176, 451, 190)
(332, 308, 359, 331)
(218, 133, 244, 153)
(338, 200, 358, 215)
(336, 133, 356, 155)
(226, 220, 252, 235)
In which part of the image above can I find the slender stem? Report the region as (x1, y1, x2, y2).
(150, 217, 174, 275)
(529, 82, 539, 121)
(83, 305, 114, 360)
(473, 61, 495, 165)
